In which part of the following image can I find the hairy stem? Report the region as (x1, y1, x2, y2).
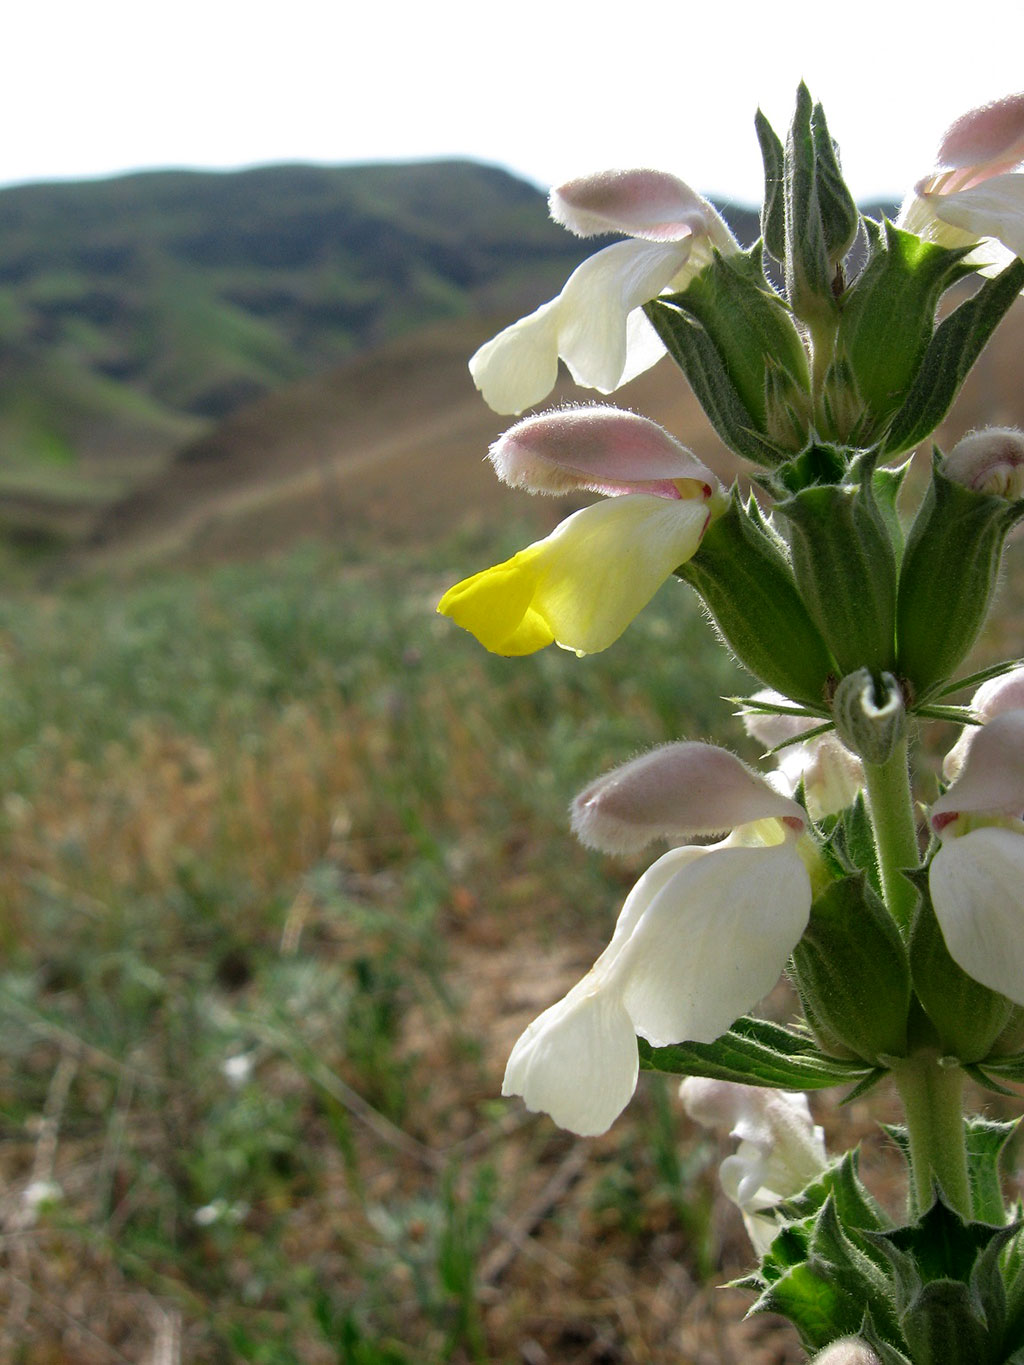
(891, 1053, 971, 1219)
(862, 736, 920, 934)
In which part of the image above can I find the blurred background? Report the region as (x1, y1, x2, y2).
(1, 3, 1024, 1361)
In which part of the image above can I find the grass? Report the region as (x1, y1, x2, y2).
(0, 529, 797, 1363)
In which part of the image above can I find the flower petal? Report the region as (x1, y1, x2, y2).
(930, 173, 1024, 260)
(931, 708, 1024, 824)
(488, 405, 715, 499)
(468, 300, 562, 416)
(550, 169, 713, 243)
(468, 238, 689, 415)
(936, 93, 1024, 184)
(437, 492, 709, 656)
(555, 238, 691, 393)
(944, 667, 1024, 779)
(930, 827, 1024, 1004)
(502, 983, 639, 1136)
(609, 840, 811, 1045)
(571, 742, 805, 853)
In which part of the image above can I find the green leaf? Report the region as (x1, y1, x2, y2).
(754, 1261, 859, 1351)
(810, 99, 860, 267)
(834, 223, 975, 437)
(658, 245, 810, 431)
(777, 474, 899, 676)
(793, 873, 911, 1063)
(784, 83, 839, 324)
(753, 1198, 900, 1351)
(783, 1150, 893, 1239)
(896, 453, 1024, 699)
(638, 1015, 874, 1089)
(909, 883, 1015, 1063)
(675, 490, 837, 706)
(964, 1118, 1019, 1226)
(900, 1280, 993, 1365)
(755, 108, 786, 261)
(882, 256, 1024, 458)
(827, 793, 882, 895)
(644, 296, 780, 464)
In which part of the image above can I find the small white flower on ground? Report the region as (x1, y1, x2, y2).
(680, 1077, 827, 1255)
(742, 690, 863, 821)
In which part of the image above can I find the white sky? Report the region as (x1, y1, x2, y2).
(4, 0, 1023, 204)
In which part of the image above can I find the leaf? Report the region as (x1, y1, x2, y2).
(882, 257, 1024, 458)
(638, 1015, 874, 1089)
(792, 873, 911, 1063)
(755, 108, 786, 261)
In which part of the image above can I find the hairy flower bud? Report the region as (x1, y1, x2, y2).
(942, 426, 1024, 499)
(809, 1340, 882, 1365)
(831, 670, 906, 766)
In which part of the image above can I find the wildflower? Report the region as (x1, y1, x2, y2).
(502, 744, 811, 1136)
(929, 709, 1024, 1005)
(470, 170, 738, 414)
(680, 1077, 827, 1255)
(742, 689, 863, 821)
(437, 408, 721, 656)
(898, 92, 1024, 267)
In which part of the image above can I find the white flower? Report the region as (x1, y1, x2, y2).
(929, 708, 1024, 1004)
(742, 689, 863, 821)
(898, 92, 1024, 269)
(470, 170, 738, 415)
(502, 745, 812, 1136)
(679, 1078, 827, 1255)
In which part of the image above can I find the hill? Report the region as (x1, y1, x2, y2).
(88, 287, 1024, 569)
(0, 160, 597, 521)
(0, 161, 759, 547)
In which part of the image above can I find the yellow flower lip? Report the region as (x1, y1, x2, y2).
(437, 490, 712, 657)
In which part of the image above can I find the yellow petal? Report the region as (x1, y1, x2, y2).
(437, 492, 709, 656)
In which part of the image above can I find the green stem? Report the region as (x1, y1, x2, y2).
(891, 1053, 971, 1219)
(862, 735, 920, 934)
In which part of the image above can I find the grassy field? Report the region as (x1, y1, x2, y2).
(4, 514, 1022, 1363)
(0, 528, 822, 1364)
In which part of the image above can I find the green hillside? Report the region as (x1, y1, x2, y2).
(0, 161, 594, 515)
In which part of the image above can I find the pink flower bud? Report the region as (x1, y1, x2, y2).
(487, 406, 717, 499)
(942, 427, 1024, 499)
(570, 742, 806, 854)
(550, 169, 714, 243)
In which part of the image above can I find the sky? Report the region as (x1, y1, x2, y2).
(4, 1, 1024, 205)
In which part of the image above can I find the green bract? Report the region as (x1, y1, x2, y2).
(896, 455, 1024, 699)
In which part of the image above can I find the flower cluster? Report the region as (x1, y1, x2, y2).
(438, 86, 1024, 1361)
